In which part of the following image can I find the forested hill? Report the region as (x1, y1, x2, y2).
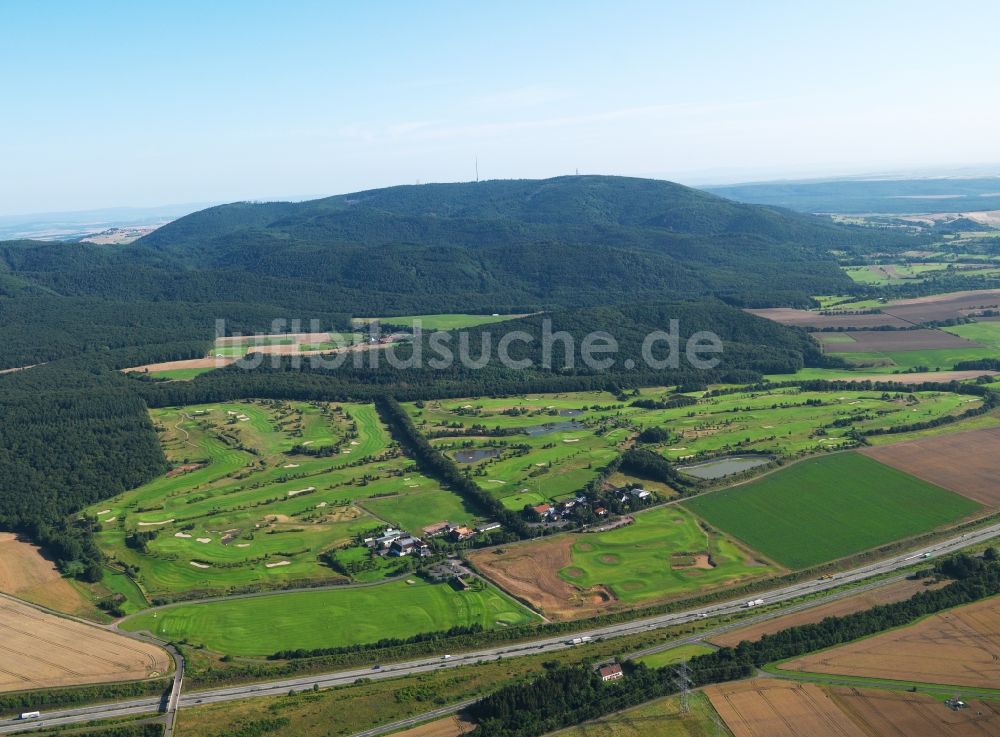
(0, 175, 919, 370)
(133, 175, 892, 309)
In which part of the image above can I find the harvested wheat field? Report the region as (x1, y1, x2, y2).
(710, 578, 947, 648)
(705, 679, 867, 737)
(391, 715, 475, 737)
(835, 369, 997, 384)
(829, 687, 1000, 737)
(816, 328, 982, 353)
(780, 595, 1000, 688)
(0, 533, 91, 615)
(861, 426, 1000, 506)
(467, 537, 615, 620)
(0, 595, 170, 692)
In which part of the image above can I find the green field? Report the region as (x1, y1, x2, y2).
(636, 643, 716, 669)
(354, 313, 530, 331)
(147, 366, 215, 380)
(943, 320, 1000, 349)
(684, 453, 981, 569)
(121, 577, 537, 656)
(835, 346, 997, 371)
(559, 507, 778, 603)
(86, 400, 475, 598)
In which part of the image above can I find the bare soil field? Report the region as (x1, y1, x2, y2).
(751, 290, 1000, 330)
(709, 579, 947, 648)
(861, 426, 1000, 506)
(467, 537, 615, 620)
(392, 715, 475, 737)
(780, 595, 1000, 688)
(883, 289, 1000, 323)
(124, 356, 237, 373)
(705, 679, 867, 737)
(817, 329, 982, 353)
(834, 369, 997, 384)
(746, 308, 910, 329)
(0, 533, 91, 615)
(829, 687, 1000, 737)
(0, 595, 170, 692)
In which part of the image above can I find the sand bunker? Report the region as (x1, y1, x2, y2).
(137, 519, 174, 526)
(196, 538, 211, 544)
(174, 532, 192, 539)
(283, 463, 300, 468)
(103, 517, 117, 523)
(287, 486, 316, 497)
(189, 561, 210, 569)
(265, 560, 291, 568)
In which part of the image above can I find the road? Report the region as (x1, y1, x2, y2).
(2, 521, 997, 735)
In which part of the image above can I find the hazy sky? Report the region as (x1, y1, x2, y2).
(2, 0, 999, 215)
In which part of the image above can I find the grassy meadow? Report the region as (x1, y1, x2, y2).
(121, 577, 537, 656)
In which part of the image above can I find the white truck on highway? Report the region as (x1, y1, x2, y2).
(745, 598, 765, 608)
(19, 711, 41, 720)
(567, 635, 593, 645)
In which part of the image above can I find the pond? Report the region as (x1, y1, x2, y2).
(522, 420, 585, 436)
(453, 448, 502, 463)
(678, 455, 773, 480)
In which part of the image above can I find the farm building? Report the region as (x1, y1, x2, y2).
(630, 488, 652, 501)
(422, 521, 450, 537)
(598, 664, 624, 682)
(372, 529, 404, 549)
(449, 525, 475, 542)
(389, 536, 430, 557)
(476, 521, 501, 533)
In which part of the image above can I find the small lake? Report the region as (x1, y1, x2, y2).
(678, 455, 773, 480)
(454, 448, 502, 463)
(558, 409, 584, 417)
(523, 420, 584, 437)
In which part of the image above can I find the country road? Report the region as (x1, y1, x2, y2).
(2, 521, 998, 735)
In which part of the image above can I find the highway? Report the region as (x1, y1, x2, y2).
(1, 521, 997, 735)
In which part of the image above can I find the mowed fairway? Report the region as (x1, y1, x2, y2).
(121, 578, 536, 656)
(684, 453, 980, 569)
(86, 400, 472, 598)
(470, 507, 775, 620)
(0, 595, 170, 693)
(559, 507, 777, 603)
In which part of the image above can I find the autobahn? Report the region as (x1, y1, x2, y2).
(2, 521, 998, 735)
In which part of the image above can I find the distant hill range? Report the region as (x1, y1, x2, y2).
(706, 175, 1000, 214)
(0, 175, 919, 368)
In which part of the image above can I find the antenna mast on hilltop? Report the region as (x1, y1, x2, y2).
(475, 156, 479, 182)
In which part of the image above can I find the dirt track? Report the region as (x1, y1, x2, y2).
(780, 595, 1000, 688)
(392, 715, 475, 737)
(0, 595, 170, 693)
(832, 369, 997, 384)
(861, 426, 1000, 506)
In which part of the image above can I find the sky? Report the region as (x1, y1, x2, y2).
(2, 0, 999, 215)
